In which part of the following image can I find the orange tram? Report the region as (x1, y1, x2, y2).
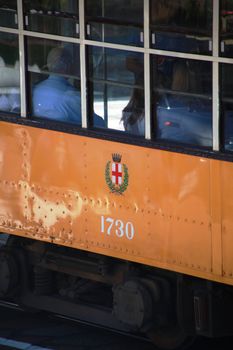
(2, 0, 233, 349)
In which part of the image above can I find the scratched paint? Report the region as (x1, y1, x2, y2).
(20, 181, 83, 229)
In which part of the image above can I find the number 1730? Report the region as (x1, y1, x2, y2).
(100, 216, 135, 240)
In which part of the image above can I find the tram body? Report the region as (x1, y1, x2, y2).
(0, 120, 231, 285)
(2, 0, 233, 349)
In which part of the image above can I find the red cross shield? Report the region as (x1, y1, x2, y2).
(111, 162, 122, 185)
(105, 154, 128, 194)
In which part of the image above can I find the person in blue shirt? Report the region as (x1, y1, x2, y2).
(33, 46, 105, 127)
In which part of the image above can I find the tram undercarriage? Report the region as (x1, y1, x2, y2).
(1, 235, 233, 350)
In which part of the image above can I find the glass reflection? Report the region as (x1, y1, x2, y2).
(86, 0, 143, 47)
(0, 32, 20, 114)
(221, 64, 233, 151)
(88, 46, 144, 135)
(152, 56, 212, 147)
(150, 0, 212, 54)
(23, 0, 79, 37)
(0, 1, 17, 28)
(220, 0, 233, 57)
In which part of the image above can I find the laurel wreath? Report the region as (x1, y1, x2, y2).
(105, 161, 129, 195)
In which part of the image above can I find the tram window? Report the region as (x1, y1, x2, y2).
(85, 0, 143, 47)
(152, 56, 212, 147)
(221, 64, 233, 151)
(23, 0, 79, 37)
(0, 32, 20, 114)
(87, 46, 144, 134)
(220, 0, 233, 58)
(150, 0, 212, 55)
(0, 1, 18, 28)
(26, 38, 82, 125)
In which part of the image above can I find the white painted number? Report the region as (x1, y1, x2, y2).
(101, 216, 135, 240)
(106, 217, 114, 235)
(125, 222, 134, 240)
(115, 219, 124, 237)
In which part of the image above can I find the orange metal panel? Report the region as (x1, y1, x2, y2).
(221, 161, 233, 280)
(147, 152, 212, 272)
(0, 121, 230, 285)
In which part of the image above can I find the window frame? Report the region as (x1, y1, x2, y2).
(0, 0, 232, 153)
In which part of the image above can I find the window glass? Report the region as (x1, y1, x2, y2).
(23, 0, 79, 37)
(27, 38, 82, 125)
(221, 64, 233, 151)
(152, 56, 212, 147)
(0, 0, 18, 28)
(0, 32, 20, 114)
(85, 0, 143, 46)
(87, 46, 144, 134)
(150, 0, 212, 55)
(220, 0, 233, 57)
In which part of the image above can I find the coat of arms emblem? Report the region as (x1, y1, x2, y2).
(105, 154, 129, 194)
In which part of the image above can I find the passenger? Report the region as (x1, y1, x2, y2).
(121, 1, 179, 136)
(123, 31, 144, 135)
(122, 1, 197, 137)
(121, 60, 190, 136)
(121, 85, 144, 136)
(33, 47, 105, 127)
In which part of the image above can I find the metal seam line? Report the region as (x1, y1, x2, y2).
(144, 0, 151, 139)
(213, 0, 220, 151)
(17, 0, 26, 118)
(79, 0, 87, 129)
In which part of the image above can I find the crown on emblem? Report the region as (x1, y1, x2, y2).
(112, 153, 122, 163)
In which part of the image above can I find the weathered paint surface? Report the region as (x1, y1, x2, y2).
(0, 121, 232, 285)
